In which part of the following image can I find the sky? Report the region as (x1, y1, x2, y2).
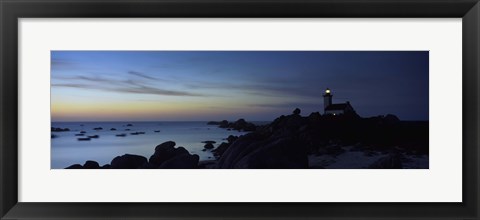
(51, 51, 429, 122)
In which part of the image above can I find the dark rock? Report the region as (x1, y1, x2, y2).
(101, 164, 111, 169)
(384, 114, 400, 125)
(65, 164, 83, 169)
(227, 135, 238, 143)
(83, 160, 100, 169)
(202, 140, 216, 144)
(51, 134, 58, 139)
(308, 112, 322, 121)
(159, 154, 199, 169)
(93, 127, 103, 130)
(149, 141, 189, 166)
(217, 133, 308, 169)
(218, 120, 230, 128)
(110, 128, 117, 131)
(198, 160, 217, 169)
(111, 154, 148, 169)
(293, 108, 301, 115)
(204, 143, 214, 149)
(126, 124, 133, 126)
(212, 142, 230, 157)
(51, 127, 70, 132)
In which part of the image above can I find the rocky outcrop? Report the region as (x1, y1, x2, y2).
(83, 160, 100, 169)
(215, 109, 426, 169)
(111, 154, 148, 169)
(65, 141, 200, 169)
(51, 127, 70, 132)
(207, 119, 257, 132)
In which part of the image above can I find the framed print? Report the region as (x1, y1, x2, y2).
(1, 0, 479, 219)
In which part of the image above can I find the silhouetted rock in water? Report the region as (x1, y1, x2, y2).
(126, 124, 133, 127)
(207, 121, 226, 125)
(154, 130, 160, 132)
(75, 133, 85, 136)
(102, 164, 111, 169)
(88, 135, 99, 138)
(51, 127, 70, 132)
(116, 134, 127, 137)
(111, 154, 148, 169)
(204, 143, 214, 149)
(51, 134, 58, 139)
(65, 164, 83, 169)
(110, 128, 117, 131)
(77, 137, 90, 141)
(229, 119, 257, 131)
(80, 131, 86, 134)
(83, 160, 100, 169)
(293, 108, 301, 115)
(93, 127, 103, 130)
(218, 120, 230, 128)
(209, 119, 256, 131)
(147, 141, 199, 169)
(159, 154, 199, 169)
(125, 129, 131, 131)
(202, 140, 216, 144)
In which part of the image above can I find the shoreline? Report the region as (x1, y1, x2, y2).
(62, 110, 429, 169)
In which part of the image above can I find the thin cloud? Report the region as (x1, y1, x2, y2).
(52, 74, 204, 97)
(128, 71, 158, 80)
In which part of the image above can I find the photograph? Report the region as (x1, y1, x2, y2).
(51, 51, 429, 169)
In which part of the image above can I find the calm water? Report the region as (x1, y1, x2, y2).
(51, 121, 255, 169)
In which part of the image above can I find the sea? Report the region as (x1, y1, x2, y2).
(51, 121, 266, 169)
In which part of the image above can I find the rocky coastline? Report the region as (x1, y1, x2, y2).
(66, 108, 428, 169)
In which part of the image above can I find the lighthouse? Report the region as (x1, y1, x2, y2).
(322, 88, 357, 116)
(323, 88, 332, 113)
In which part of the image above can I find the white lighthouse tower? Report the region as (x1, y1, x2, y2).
(323, 88, 332, 114)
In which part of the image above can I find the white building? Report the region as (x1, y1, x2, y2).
(323, 88, 355, 115)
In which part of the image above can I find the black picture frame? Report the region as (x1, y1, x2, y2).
(1, 0, 479, 219)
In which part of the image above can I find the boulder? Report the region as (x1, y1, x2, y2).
(110, 154, 148, 169)
(159, 154, 200, 169)
(293, 108, 301, 115)
(217, 133, 308, 169)
(204, 143, 214, 149)
(83, 160, 100, 169)
(65, 164, 83, 169)
(149, 141, 189, 166)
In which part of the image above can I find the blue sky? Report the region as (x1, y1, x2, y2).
(51, 51, 429, 121)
